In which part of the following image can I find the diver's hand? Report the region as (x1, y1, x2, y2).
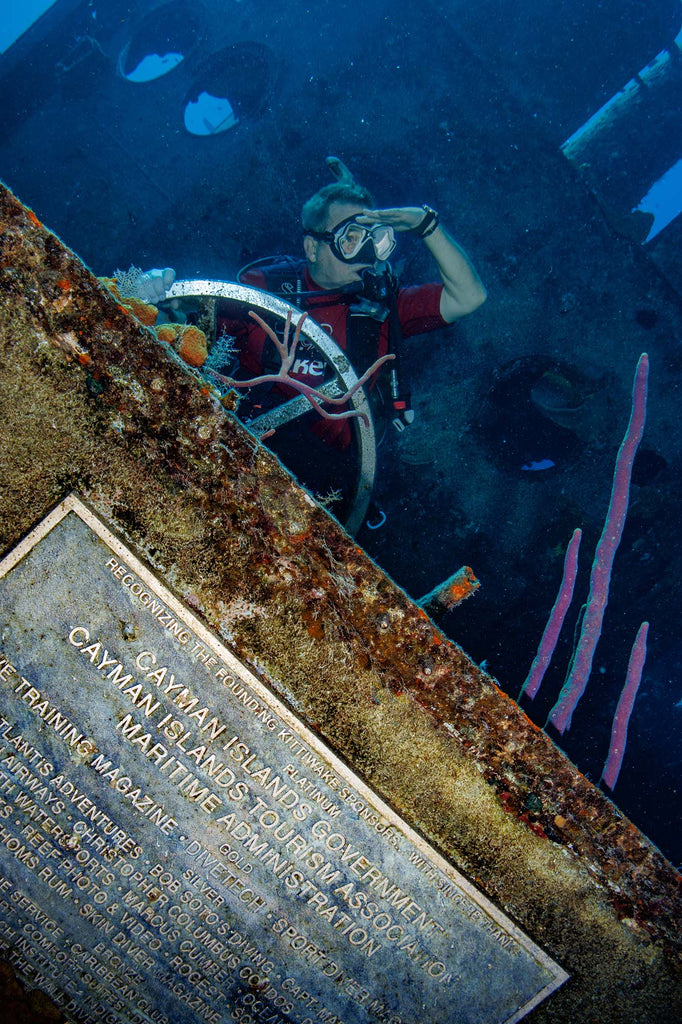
(359, 207, 431, 232)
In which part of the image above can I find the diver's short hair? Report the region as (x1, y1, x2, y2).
(301, 182, 374, 233)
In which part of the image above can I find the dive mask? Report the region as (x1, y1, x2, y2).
(309, 215, 397, 265)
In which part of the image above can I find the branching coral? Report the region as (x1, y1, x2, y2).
(205, 309, 394, 428)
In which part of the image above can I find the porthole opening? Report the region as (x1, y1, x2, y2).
(118, 1, 203, 83)
(183, 43, 274, 136)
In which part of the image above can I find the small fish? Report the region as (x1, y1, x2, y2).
(521, 458, 555, 472)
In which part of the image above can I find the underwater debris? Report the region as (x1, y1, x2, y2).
(418, 566, 481, 614)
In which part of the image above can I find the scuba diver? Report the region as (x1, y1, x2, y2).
(229, 157, 485, 432)
(139, 157, 486, 526)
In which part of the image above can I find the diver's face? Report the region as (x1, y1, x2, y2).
(305, 202, 372, 289)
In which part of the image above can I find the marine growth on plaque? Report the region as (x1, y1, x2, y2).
(0, 496, 567, 1024)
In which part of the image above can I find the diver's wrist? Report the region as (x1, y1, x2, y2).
(412, 205, 440, 238)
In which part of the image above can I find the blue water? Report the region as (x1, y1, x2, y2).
(0, 0, 680, 868)
(0, 0, 56, 55)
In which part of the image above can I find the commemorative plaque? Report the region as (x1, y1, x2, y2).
(0, 495, 567, 1024)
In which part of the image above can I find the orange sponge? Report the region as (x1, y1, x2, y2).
(99, 278, 159, 327)
(154, 322, 207, 367)
(175, 324, 208, 367)
(124, 295, 159, 327)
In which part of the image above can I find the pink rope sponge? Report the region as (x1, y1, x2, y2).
(547, 352, 649, 734)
